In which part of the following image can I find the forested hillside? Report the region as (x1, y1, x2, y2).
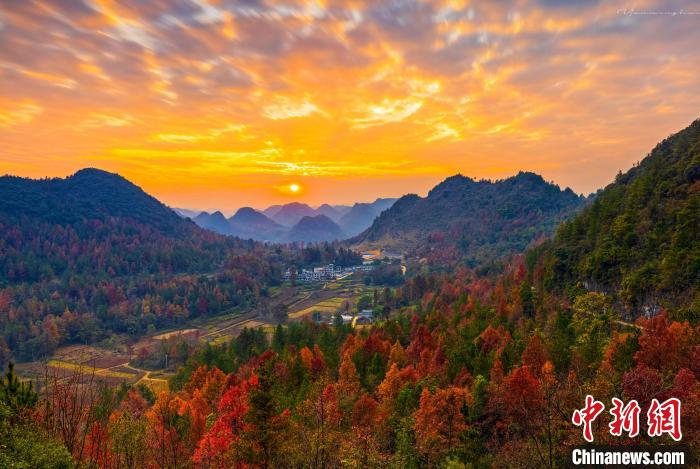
(4, 263, 696, 467)
(353, 172, 585, 266)
(541, 119, 700, 319)
(0, 170, 356, 363)
(0, 169, 283, 362)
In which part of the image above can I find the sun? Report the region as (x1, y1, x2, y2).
(289, 183, 300, 193)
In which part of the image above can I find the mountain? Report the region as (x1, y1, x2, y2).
(543, 119, 700, 317)
(262, 204, 282, 218)
(190, 199, 395, 241)
(286, 215, 345, 242)
(0, 168, 287, 360)
(193, 211, 231, 235)
(0, 168, 187, 232)
(338, 203, 376, 237)
(316, 203, 342, 221)
(338, 198, 396, 237)
(269, 202, 317, 227)
(352, 172, 584, 264)
(173, 207, 200, 219)
(332, 204, 353, 217)
(0, 168, 247, 283)
(228, 207, 287, 241)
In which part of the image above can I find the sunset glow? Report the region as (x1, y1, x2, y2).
(1, 1, 699, 211)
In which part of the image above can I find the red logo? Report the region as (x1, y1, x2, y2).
(572, 396, 682, 442)
(647, 398, 682, 441)
(609, 398, 641, 437)
(572, 395, 605, 443)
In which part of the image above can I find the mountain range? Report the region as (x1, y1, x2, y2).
(351, 171, 586, 265)
(178, 198, 397, 243)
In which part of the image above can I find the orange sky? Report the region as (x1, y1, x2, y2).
(1, 0, 699, 213)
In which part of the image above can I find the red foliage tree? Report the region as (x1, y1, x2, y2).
(414, 387, 470, 464)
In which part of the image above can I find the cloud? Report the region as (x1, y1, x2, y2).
(1, 0, 700, 206)
(351, 97, 423, 128)
(0, 100, 43, 127)
(153, 123, 248, 143)
(426, 122, 460, 142)
(79, 112, 138, 128)
(263, 97, 323, 120)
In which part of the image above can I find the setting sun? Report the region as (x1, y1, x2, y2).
(289, 183, 300, 193)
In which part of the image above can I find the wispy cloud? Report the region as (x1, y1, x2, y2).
(352, 98, 424, 128)
(263, 97, 324, 120)
(79, 113, 139, 129)
(0, 100, 43, 127)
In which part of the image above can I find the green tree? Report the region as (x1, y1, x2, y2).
(0, 363, 72, 468)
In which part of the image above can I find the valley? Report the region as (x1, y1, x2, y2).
(14, 274, 378, 394)
(2, 2, 699, 466)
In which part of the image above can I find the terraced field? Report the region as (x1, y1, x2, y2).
(288, 297, 347, 319)
(46, 360, 136, 380)
(153, 328, 199, 340)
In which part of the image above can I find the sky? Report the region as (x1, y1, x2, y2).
(1, 0, 699, 213)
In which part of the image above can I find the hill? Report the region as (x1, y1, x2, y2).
(270, 202, 317, 227)
(316, 203, 342, 221)
(338, 198, 397, 237)
(229, 207, 287, 241)
(193, 210, 231, 235)
(541, 119, 700, 318)
(172, 207, 200, 219)
(190, 200, 395, 242)
(0, 168, 186, 232)
(353, 172, 584, 265)
(0, 169, 284, 361)
(286, 215, 345, 242)
(261, 204, 282, 218)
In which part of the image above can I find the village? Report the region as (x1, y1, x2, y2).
(283, 263, 374, 282)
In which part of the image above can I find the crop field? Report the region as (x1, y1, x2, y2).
(200, 312, 261, 344)
(46, 360, 137, 380)
(288, 297, 347, 319)
(139, 376, 169, 394)
(153, 328, 199, 340)
(52, 344, 128, 369)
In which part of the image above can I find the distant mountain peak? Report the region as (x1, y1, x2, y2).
(192, 199, 396, 242)
(287, 214, 344, 242)
(270, 202, 318, 227)
(194, 211, 231, 235)
(227, 207, 285, 241)
(282, 202, 313, 210)
(232, 207, 262, 218)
